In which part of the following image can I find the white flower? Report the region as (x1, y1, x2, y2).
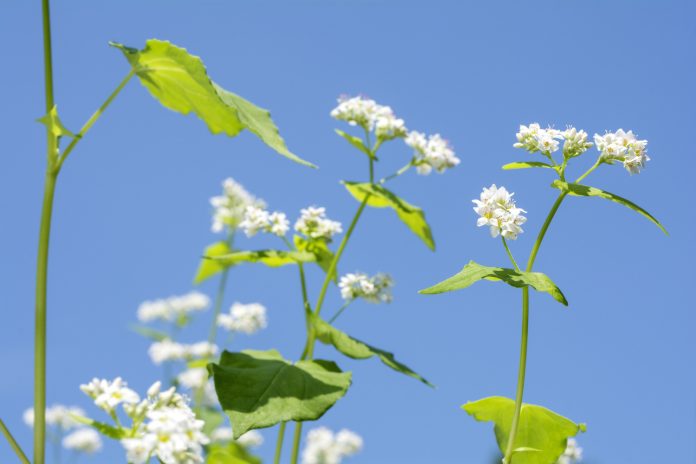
(338, 273, 393, 303)
(302, 427, 363, 464)
(148, 340, 218, 364)
(331, 95, 407, 139)
(80, 377, 140, 413)
(472, 184, 527, 240)
(239, 206, 289, 237)
(594, 129, 649, 174)
(217, 302, 268, 335)
(236, 430, 264, 448)
(557, 438, 583, 464)
(210, 178, 265, 233)
(23, 405, 85, 431)
(295, 207, 343, 241)
(63, 428, 102, 454)
(562, 127, 593, 158)
(122, 435, 157, 464)
(514, 123, 563, 156)
(177, 368, 209, 390)
(137, 291, 210, 324)
(405, 131, 459, 175)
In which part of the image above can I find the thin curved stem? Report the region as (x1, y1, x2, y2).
(380, 161, 412, 184)
(273, 422, 287, 464)
(55, 69, 135, 171)
(208, 232, 235, 343)
(0, 418, 30, 464)
(575, 157, 603, 183)
(328, 301, 351, 324)
(501, 237, 520, 271)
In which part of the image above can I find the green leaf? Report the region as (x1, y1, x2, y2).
(37, 105, 75, 139)
(212, 250, 315, 268)
(342, 181, 435, 250)
(130, 324, 170, 342)
(194, 241, 233, 284)
(335, 129, 375, 159)
(209, 349, 352, 438)
(419, 260, 568, 305)
(207, 442, 262, 464)
(312, 316, 433, 386)
(70, 415, 127, 440)
(110, 39, 315, 168)
(502, 161, 553, 170)
(552, 180, 667, 235)
(294, 236, 337, 283)
(463, 396, 586, 464)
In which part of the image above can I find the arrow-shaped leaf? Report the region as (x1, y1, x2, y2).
(195, 241, 233, 284)
(552, 180, 667, 235)
(335, 129, 375, 159)
(312, 316, 433, 387)
(420, 260, 568, 305)
(111, 39, 315, 167)
(211, 250, 315, 268)
(502, 161, 553, 170)
(343, 181, 435, 250)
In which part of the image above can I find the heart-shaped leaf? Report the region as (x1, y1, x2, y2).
(463, 396, 586, 464)
(420, 261, 568, 305)
(343, 182, 434, 250)
(552, 180, 667, 234)
(111, 39, 315, 167)
(209, 350, 351, 438)
(312, 316, 433, 387)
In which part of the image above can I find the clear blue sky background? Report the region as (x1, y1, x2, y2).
(1, 1, 694, 463)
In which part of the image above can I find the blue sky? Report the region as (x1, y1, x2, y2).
(1, 0, 694, 463)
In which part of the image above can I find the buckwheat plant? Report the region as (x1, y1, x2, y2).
(421, 124, 666, 463)
(198, 95, 458, 464)
(4, 2, 315, 463)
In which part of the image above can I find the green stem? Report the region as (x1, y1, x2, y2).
(55, 69, 135, 171)
(328, 301, 351, 324)
(503, 159, 603, 463)
(290, 422, 303, 464)
(0, 418, 30, 464)
(501, 237, 520, 271)
(379, 161, 412, 184)
(208, 232, 235, 343)
(273, 422, 287, 464)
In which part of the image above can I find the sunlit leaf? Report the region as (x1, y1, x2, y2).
(335, 129, 375, 159)
(37, 105, 75, 139)
(312, 316, 433, 386)
(207, 442, 262, 464)
(420, 260, 568, 305)
(195, 241, 233, 284)
(552, 180, 667, 235)
(110, 39, 315, 167)
(502, 161, 553, 170)
(294, 236, 337, 282)
(209, 349, 351, 438)
(70, 415, 127, 440)
(211, 250, 315, 268)
(342, 181, 435, 250)
(463, 396, 586, 464)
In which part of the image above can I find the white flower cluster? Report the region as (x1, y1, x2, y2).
(339, 272, 393, 303)
(239, 205, 290, 237)
(514, 124, 593, 159)
(62, 428, 102, 454)
(148, 340, 219, 365)
(405, 132, 460, 175)
(217, 302, 268, 335)
(295, 207, 343, 241)
(472, 184, 527, 240)
(210, 178, 265, 233)
(86, 380, 210, 464)
(23, 404, 103, 456)
(23, 404, 85, 430)
(137, 291, 210, 323)
(594, 129, 649, 174)
(80, 377, 140, 413)
(301, 427, 363, 464)
(557, 438, 583, 464)
(330, 95, 407, 140)
(210, 427, 264, 448)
